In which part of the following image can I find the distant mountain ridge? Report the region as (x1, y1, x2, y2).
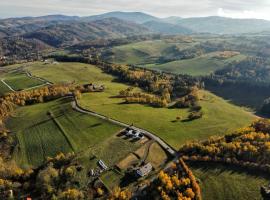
(143, 20, 192, 35)
(175, 16, 270, 34)
(82, 11, 159, 24)
(2, 12, 270, 36)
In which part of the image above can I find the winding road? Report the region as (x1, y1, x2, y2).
(71, 98, 177, 156)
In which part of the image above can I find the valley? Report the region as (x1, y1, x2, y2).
(1, 10, 270, 200)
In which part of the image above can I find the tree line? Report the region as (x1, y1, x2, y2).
(179, 119, 270, 173)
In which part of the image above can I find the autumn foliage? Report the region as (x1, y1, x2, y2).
(147, 159, 201, 200)
(180, 119, 270, 173)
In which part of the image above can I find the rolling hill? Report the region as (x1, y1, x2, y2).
(175, 16, 270, 34)
(143, 20, 192, 35)
(83, 11, 159, 24)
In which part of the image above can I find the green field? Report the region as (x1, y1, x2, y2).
(10, 62, 255, 149)
(25, 62, 112, 85)
(103, 39, 247, 76)
(0, 70, 46, 94)
(0, 81, 11, 95)
(104, 39, 197, 65)
(191, 163, 268, 200)
(7, 97, 126, 167)
(144, 53, 246, 76)
(33, 63, 255, 149)
(2, 61, 262, 198)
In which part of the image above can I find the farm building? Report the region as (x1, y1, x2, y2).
(136, 163, 153, 177)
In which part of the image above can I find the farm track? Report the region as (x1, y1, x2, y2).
(70, 97, 177, 156)
(48, 110, 76, 151)
(1, 79, 15, 91)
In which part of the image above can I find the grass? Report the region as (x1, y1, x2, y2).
(105, 40, 197, 65)
(144, 53, 246, 76)
(7, 97, 124, 167)
(0, 70, 46, 95)
(190, 162, 269, 200)
(206, 84, 270, 111)
(25, 62, 111, 84)
(16, 61, 255, 150)
(3, 72, 45, 91)
(0, 81, 11, 95)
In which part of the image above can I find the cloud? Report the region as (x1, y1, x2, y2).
(0, 0, 270, 20)
(217, 8, 270, 20)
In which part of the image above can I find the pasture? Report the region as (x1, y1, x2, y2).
(7, 97, 126, 167)
(0, 70, 46, 95)
(7, 61, 255, 150)
(191, 162, 269, 200)
(144, 53, 246, 76)
(104, 39, 197, 65)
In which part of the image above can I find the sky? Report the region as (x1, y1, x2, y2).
(1, 0, 270, 20)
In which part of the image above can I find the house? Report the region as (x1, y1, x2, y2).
(136, 163, 152, 177)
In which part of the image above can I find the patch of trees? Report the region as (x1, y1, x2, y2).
(51, 54, 201, 101)
(0, 37, 49, 65)
(0, 152, 86, 199)
(179, 119, 270, 173)
(214, 57, 270, 83)
(145, 158, 201, 200)
(119, 87, 170, 108)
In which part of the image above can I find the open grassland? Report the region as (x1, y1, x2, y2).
(104, 40, 197, 65)
(0, 70, 46, 94)
(28, 63, 252, 149)
(144, 53, 246, 76)
(191, 162, 269, 200)
(79, 89, 255, 149)
(0, 81, 11, 95)
(7, 97, 124, 167)
(4, 72, 45, 90)
(24, 62, 112, 85)
(5, 62, 255, 150)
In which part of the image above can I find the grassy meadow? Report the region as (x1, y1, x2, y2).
(2, 61, 265, 199)
(144, 53, 246, 76)
(191, 162, 269, 200)
(104, 39, 197, 65)
(9, 61, 255, 149)
(0, 70, 46, 94)
(7, 97, 125, 167)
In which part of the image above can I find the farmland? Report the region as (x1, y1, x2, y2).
(103, 39, 247, 76)
(144, 53, 246, 76)
(7, 97, 126, 167)
(0, 70, 47, 94)
(191, 163, 269, 200)
(10, 62, 255, 149)
(103, 39, 197, 65)
(2, 61, 261, 199)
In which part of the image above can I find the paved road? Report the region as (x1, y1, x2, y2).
(71, 99, 177, 156)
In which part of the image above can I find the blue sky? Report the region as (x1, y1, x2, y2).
(1, 0, 270, 20)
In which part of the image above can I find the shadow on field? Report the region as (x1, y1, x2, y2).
(89, 123, 102, 128)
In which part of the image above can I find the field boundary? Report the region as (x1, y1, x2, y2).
(1, 79, 15, 92)
(47, 110, 76, 151)
(25, 71, 53, 85)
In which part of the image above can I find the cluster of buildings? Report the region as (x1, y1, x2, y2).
(123, 127, 144, 140)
